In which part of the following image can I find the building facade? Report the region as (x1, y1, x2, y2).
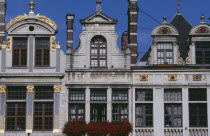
(0, 0, 209, 136)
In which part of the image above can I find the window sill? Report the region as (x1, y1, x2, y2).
(34, 67, 55, 69)
(7, 67, 28, 69)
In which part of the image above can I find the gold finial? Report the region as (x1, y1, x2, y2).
(163, 17, 167, 23)
(29, 0, 36, 13)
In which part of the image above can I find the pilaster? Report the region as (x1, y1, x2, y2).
(28, 36, 34, 72)
(53, 85, 61, 133)
(85, 87, 90, 122)
(26, 85, 34, 134)
(208, 88, 210, 135)
(107, 87, 112, 121)
(182, 87, 189, 136)
(0, 85, 6, 134)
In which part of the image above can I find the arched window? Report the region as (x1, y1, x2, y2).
(90, 36, 107, 67)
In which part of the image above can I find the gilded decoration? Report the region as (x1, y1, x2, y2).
(36, 14, 57, 29)
(176, 45, 183, 64)
(0, 85, 6, 93)
(157, 27, 172, 35)
(6, 14, 27, 29)
(2, 36, 11, 50)
(164, 75, 181, 81)
(193, 74, 202, 81)
(186, 45, 193, 64)
(54, 85, 61, 92)
(139, 75, 149, 81)
(26, 129, 32, 133)
(164, 129, 182, 132)
(195, 26, 210, 33)
(135, 129, 153, 132)
(27, 85, 34, 93)
(51, 36, 61, 50)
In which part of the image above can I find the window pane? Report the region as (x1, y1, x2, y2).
(69, 104, 85, 121)
(157, 43, 173, 64)
(164, 89, 182, 101)
(189, 88, 207, 101)
(189, 103, 207, 127)
(34, 86, 54, 100)
(112, 89, 128, 101)
(196, 42, 210, 64)
(136, 89, 153, 101)
(165, 104, 182, 127)
(90, 89, 107, 101)
(13, 38, 27, 67)
(112, 104, 128, 121)
(135, 104, 153, 127)
(69, 89, 85, 101)
(7, 86, 26, 100)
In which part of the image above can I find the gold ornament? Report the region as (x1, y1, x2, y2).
(6, 14, 27, 29)
(36, 14, 57, 30)
(0, 85, 6, 93)
(54, 85, 61, 92)
(27, 85, 34, 93)
(51, 36, 61, 50)
(168, 75, 177, 81)
(139, 75, 149, 81)
(193, 74, 202, 81)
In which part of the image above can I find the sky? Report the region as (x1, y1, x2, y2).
(6, 0, 210, 59)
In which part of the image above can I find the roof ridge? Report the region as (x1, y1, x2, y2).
(170, 13, 193, 27)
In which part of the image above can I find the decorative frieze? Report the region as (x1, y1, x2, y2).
(164, 75, 181, 81)
(135, 129, 154, 136)
(27, 85, 34, 93)
(186, 74, 206, 81)
(0, 85, 6, 93)
(136, 75, 152, 82)
(54, 85, 61, 93)
(189, 129, 208, 136)
(164, 129, 183, 136)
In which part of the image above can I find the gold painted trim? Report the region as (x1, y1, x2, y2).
(168, 75, 177, 81)
(51, 36, 61, 50)
(0, 85, 6, 93)
(6, 14, 27, 29)
(54, 85, 61, 93)
(37, 14, 57, 29)
(193, 74, 202, 81)
(26, 129, 32, 133)
(0, 130, 5, 133)
(176, 45, 183, 64)
(139, 75, 149, 81)
(53, 129, 60, 133)
(27, 85, 34, 93)
(2, 36, 11, 50)
(186, 45, 192, 64)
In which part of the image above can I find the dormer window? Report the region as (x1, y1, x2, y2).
(12, 37, 28, 67)
(157, 43, 173, 64)
(195, 42, 210, 64)
(35, 37, 50, 67)
(90, 36, 107, 68)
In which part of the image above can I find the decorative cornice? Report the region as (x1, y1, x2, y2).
(6, 14, 27, 29)
(0, 85, 6, 93)
(51, 36, 60, 50)
(36, 14, 57, 29)
(27, 85, 34, 93)
(54, 85, 61, 93)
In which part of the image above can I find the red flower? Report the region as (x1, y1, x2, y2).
(62, 120, 87, 136)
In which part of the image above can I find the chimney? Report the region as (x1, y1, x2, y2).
(66, 14, 75, 53)
(128, 0, 138, 64)
(0, 0, 6, 44)
(121, 31, 128, 51)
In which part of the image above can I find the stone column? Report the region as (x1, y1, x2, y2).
(182, 88, 189, 136)
(53, 85, 61, 133)
(153, 88, 164, 136)
(132, 87, 136, 136)
(1, 47, 6, 72)
(28, 36, 34, 72)
(0, 85, 6, 134)
(208, 88, 210, 134)
(26, 85, 34, 134)
(128, 88, 132, 122)
(85, 87, 90, 122)
(107, 87, 112, 121)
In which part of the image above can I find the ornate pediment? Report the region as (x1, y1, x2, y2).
(157, 27, 173, 34)
(195, 26, 210, 33)
(151, 24, 178, 36)
(80, 12, 117, 24)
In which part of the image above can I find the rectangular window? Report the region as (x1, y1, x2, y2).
(6, 103, 26, 131)
(196, 42, 210, 64)
(90, 89, 107, 101)
(165, 104, 182, 127)
(91, 104, 106, 122)
(12, 37, 27, 67)
(136, 89, 153, 101)
(112, 89, 128, 101)
(35, 37, 50, 67)
(33, 103, 53, 130)
(189, 103, 208, 127)
(164, 89, 182, 101)
(135, 104, 153, 127)
(69, 89, 85, 101)
(69, 104, 85, 121)
(112, 104, 128, 121)
(34, 86, 54, 100)
(157, 43, 173, 64)
(189, 88, 207, 101)
(7, 86, 26, 100)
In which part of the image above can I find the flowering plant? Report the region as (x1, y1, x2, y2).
(109, 120, 132, 136)
(62, 120, 87, 136)
(86, 121, 110, 136)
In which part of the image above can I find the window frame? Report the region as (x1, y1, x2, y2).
(90, 89, 107, 101)
(35, 37, 50, 67)
(164, 88, 182, 101)
(189, 88, 207, 101)
(157, 42, 174, 64)
(112, 104, 128, 121)
(6, 103, 26, 131)
(69, 89, 85, 101)
(90, 36, 107, 68)
(33, 102, 54, 131)
(12, 37, 28, 67)
(135, 89, 153, 101)
(164, 104, 182, 127)
(6, 86, 27, 100)
(68, 104, 85, 121)
(112, 89, 128, 101)
(195, 42, 210, 64)
(34, 86, 54, 100)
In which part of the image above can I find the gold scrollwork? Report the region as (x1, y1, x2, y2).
(51, 36, 61, 50)
(186, 45, 192, 64)
(6, 14, 27, 29)
(2, 36, 11, 50)
(54, 85, 61, 93)
(176, 45, 183, 64)
(193, 74, 202, 81)
(27, 85, 34, 93)
(0, 85, 6, 93)
(36, 14, 57, 30)
(168, 75, 177, 81)
(140, 75, 149, 81)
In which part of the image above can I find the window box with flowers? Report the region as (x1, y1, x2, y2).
(62, 120, 87, 136)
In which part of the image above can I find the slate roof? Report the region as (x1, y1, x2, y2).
(140, 13, 193, 62)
